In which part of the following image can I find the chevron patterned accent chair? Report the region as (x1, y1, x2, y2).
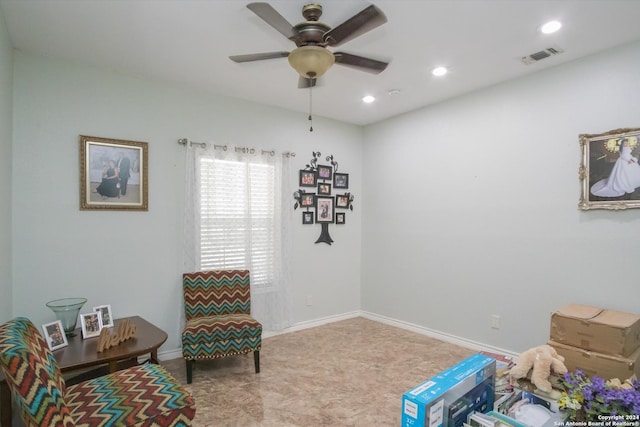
(0, 317, 196, 427)
(182, 269, 262, 384)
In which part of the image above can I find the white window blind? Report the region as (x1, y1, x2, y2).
(199, 157, 277, 289)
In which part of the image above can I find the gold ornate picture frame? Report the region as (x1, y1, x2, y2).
(79, 135, 148, 211)
(579, 127, 640, 210)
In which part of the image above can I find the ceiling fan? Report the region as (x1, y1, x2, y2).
(229, 2, 389, 88)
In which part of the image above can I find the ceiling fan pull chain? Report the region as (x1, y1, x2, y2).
(308, 83, 314, 132)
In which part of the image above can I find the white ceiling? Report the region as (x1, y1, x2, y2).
(2, 0, 640, 126)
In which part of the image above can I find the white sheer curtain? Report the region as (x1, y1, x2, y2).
(182, 143, 294, 332)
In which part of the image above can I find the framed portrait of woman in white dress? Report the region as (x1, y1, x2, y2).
(579, 127, 640, 210)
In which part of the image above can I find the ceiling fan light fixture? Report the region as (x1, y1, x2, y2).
(288, 45, 335, 79)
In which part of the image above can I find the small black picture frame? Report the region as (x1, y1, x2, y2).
(318, 182, 332, 195)
(299, 170, 317, 187)
(317, 165, 333, 181)
(336, 212, 345, 224)
(315, 196, 334, 223)
(336, 194, 349, 209)
(302, 211, 314, 224)
(334, 173, 349, 189)
(301, 193, 315, 207)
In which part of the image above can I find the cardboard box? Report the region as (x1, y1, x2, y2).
(549, 304, 640, 357)
(401, 353, 496, 427)
(549, 340, 640, 380)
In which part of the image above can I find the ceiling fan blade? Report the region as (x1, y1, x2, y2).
(298, 76, 319, 89)
(334, 52, 388, 74)
(246, 3, 298, 41)
(229, 51, 289, 63)
(323, 5, 387, 47)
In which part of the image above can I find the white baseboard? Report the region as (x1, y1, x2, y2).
(360, 311, 519, 359)
(157, 310, 518, 361)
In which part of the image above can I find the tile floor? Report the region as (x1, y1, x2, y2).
(162, 317, 475, 426)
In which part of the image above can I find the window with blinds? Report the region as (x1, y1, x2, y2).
(199, 157, 276, 289)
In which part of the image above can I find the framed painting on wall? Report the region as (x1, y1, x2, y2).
(300, 193, 315, 207)
(579, 127, 640, 210)
(317, 165, 333, 181)
(334, 173, 349, 189)
(315, 196, 334, 223)
(79, 135, 148, 211)
(299, 170, 317, 187)
(302, 211, 314, 224)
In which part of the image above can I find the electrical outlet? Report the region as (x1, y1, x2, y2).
(490, 314, 501, 329)
(306, 295, 313, 306)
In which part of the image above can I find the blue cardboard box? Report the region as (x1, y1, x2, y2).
(401, 353, 496, 427)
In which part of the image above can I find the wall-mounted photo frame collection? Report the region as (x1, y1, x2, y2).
(297, 162, 349, 224)
(294, 152, 353, 244)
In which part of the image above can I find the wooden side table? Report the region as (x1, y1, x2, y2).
(1, 316, 168, 427)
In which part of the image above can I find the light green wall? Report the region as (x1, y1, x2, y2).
(362, 40, 640, 353)
(0, 5, 12, 323)
(6, 30, 640, 358)
(11, 51, 363, 354)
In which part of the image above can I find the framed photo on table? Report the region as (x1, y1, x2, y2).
(93, 304, 114, 328)
(79, 135, 148, 211)
(579, 127, 640, 210)
(42, 320, 68, 351)
(315, 196, 334, 223)
(80, 312, 103, 339)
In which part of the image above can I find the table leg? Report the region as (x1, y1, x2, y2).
(150, 350, 159, 364)
(1, 380, 11, 427)
(108, 360, 117, 374)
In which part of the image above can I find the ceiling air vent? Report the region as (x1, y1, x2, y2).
(521, 46, 564, 65)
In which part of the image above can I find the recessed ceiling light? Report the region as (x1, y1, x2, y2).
(432, 66, 448, 77)
(362, 95, 376, 103)
(540, 20, 562, 34)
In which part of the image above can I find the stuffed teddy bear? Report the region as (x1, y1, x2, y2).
(508, 344, 568, 393)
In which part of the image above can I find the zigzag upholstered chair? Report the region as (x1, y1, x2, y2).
(182, 270, 262, 383)
(0, 317, 195, 427)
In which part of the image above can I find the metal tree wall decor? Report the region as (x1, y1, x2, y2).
(294, 152, 354, 245)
